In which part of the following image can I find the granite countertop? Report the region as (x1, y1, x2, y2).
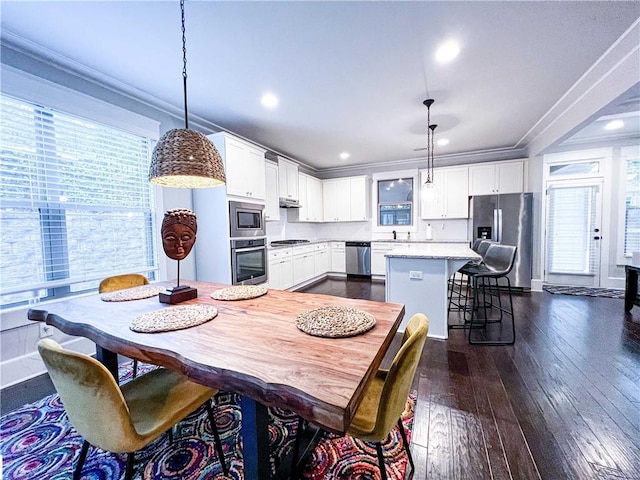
(268, 239, 470, 249)
(384, 243, 481, 260)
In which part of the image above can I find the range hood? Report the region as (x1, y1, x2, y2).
(279, 197, 301, 208)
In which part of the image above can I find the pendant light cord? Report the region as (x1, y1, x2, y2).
(180, 0, 189, 129)
(426, 103, 432, 183)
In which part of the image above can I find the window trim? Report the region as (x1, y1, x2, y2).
(371, 169, 419, 234)
(617, 145, 640, 265)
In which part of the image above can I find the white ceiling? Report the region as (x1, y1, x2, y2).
(1, 1, 639, 172)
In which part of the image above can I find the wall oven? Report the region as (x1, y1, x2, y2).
(229, 201, 265, 238)
(230, 238, 267, 285)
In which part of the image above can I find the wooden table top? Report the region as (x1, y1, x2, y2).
(29, 281, 405, 434)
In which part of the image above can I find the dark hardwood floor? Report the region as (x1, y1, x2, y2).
(299, 278, 640, 480)
(3, 278, 639, 479)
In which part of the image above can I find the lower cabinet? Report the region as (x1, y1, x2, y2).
(313, 243, 329, 276)
(268, 248, 293, 290)
(292, 245, 316, 285)
(371, 242, 409, 276)
(331, 242, 346, 273)
(371, 243, 395, 275)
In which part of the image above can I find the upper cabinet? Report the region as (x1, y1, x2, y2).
(289, 172, 323, 222)
(323, 175, 369, 222)
(468, 160, 524, 196)
(264, 161, 280, 221)
(420, 166, 469, 219)
(208, 132, 266, 200)
(278, 158, 299, 203)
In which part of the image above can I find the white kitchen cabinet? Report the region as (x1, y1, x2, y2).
(278, 158, 299, 203)
(350, 176, 369, 221)
(288, 173, 323, 222)
(292, 245, 315, 285)
(330, 242, 346, 273)
(313, 243, 329, 276)
(268, 248, 293, 290)
(322, 176, 369, 222)
(420, 166, 469, 219)
(371, 242, 396, 275)
(264, 161, 280, 221)
(371, 242, 410, 276)
(469, 160, 524, 196)
(208, 132, 266, 200)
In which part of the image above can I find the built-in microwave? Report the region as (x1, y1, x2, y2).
(229, 201, 265, 238)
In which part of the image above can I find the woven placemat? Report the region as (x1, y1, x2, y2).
(211, 285, 268, 301)
(296, 307, 376, 338)
(130, 304, 218, 333)
(100, 285, 165, 302)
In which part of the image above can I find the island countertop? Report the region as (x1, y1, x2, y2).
(385, 243, 481, 261)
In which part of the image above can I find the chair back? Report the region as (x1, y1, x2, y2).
(99, 273, 149, 293)
(483, 244, 517, 275)
(476, 240, 493, 257)
(37, 339, 140, 453)
(471, 239, 483, 251)
(370, 313, 428, 439)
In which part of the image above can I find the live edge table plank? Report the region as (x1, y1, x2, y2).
(28, 280, 405, 479)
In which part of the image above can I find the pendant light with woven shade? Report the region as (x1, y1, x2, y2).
(149, 0, 226, 189)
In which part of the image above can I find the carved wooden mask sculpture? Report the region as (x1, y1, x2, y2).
(161, 208, 197, 261)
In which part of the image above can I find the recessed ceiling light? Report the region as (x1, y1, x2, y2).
(437, 138, 450, 146)
(339, 152, 350, 160)
(604, 119, 624, 130)
(261, 92, 278, 109)
(435, 40, 460, 63)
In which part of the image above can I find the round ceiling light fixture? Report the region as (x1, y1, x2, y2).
(604, 119, 624, 130)
(261, 92, 279, 109)
(437, 138, 450, 146)
(435, 40, 460, 63)
(339, 152, 350, 160)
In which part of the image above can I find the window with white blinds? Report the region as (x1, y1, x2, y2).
(623, 157, 640, 257)
(0, 93, 158, 308)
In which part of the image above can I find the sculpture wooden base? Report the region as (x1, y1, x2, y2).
(159, 286, 198, 304)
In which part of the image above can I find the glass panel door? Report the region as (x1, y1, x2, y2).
(545, 180, 602, 287)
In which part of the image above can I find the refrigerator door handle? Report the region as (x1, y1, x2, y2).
(498, 208, 503, 243)
(493, 208, 498, 242)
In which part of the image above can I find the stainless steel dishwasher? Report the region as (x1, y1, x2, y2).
(345, 241, 371, 277)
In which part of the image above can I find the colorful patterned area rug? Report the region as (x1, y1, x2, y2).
(542, 284, 624, 299)
(1, 361, 416, 480)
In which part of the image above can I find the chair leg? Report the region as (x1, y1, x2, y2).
(168, 426, 174, 444)
(124, 452, 135, 480)
(289, 416, 306, 480)
(375, 442, 388, 480)
(73, 440, 90, 480)
(132, 359, 138, 378)
(397, 418, 414, 474)
(205, 399, 229, 476)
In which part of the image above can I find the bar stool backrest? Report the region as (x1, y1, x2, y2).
(476, 240, 494, 257)
(471, 239, 483, 251)
(483, 244, 517, 275)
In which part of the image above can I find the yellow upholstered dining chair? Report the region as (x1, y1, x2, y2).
(292, 313, 429, 480)
(37, 339, 228, 480)
(98, 273, 149, 378)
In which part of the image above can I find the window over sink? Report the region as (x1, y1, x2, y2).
(377, 178, 413, 226)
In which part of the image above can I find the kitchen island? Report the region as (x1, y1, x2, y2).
(385, 243, 481, 339)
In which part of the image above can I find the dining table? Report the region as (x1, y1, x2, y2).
(28, 280, 405, 479)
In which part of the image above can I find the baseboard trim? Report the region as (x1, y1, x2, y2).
(531, 279, 543, 292)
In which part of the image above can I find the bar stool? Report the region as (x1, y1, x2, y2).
(463, 244, 517, 345)
(448, 240, 492, 322)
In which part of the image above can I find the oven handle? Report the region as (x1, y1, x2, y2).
(233, 246, 266, 253)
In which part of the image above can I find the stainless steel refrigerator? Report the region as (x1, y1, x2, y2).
(469, 193, 533, 290)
